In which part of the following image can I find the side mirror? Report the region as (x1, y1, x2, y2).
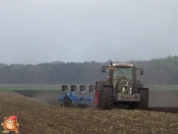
(102, 66, 106, 72)
(140, 69, 143, 75)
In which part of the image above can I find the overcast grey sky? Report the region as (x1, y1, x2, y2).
(0, 0, 178, 64)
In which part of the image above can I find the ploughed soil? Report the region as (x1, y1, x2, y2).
(0, 90, 178, 134)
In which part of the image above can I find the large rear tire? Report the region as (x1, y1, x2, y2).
(102, 87, 114, 110)
(138, 88, 149, 109)
(94, 81, 105, 109)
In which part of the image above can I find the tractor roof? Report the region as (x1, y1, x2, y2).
(111, 62, 134, 67)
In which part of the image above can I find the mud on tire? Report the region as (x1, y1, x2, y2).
(102, 87, 114, 110)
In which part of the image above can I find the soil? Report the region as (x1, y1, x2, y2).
(0, 89, 178, 134)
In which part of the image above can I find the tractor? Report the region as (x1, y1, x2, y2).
(94, 62, 149, 110)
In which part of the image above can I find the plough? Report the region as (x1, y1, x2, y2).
(59, 85, 95, 106)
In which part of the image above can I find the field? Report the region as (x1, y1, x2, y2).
(1, 85, 178, 134)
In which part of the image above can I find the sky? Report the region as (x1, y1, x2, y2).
(0, 0, 178, 65)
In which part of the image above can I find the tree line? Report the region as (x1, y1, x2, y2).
(0, 56, 178, 85)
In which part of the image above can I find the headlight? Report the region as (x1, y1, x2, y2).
(129, 88, 132, 94)
(122, 87, 126, 93)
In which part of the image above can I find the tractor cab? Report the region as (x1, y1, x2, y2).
(102, 62, 143, 94)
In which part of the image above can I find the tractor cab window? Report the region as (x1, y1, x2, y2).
(113, 67, 133, 80)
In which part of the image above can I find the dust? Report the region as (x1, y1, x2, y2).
(15, 90, 178, 108)
(149, 90, 178, 107)
(14, 90, 61, 106)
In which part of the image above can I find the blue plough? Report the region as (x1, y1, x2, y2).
(59, 85, 95, 106)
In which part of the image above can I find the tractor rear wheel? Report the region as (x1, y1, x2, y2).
(138, 88, 149, 109)
(102, 87, 114, 110)
(64, 95, 71, 107)
(94, 81, 105, 109)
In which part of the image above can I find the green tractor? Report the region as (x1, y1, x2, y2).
(94, 62, 149, 110)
